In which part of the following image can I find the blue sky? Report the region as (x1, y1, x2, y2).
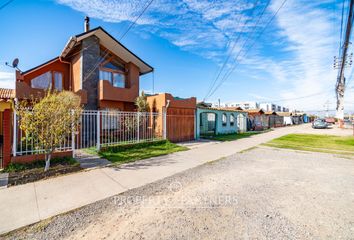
(0, 0, 353, 112)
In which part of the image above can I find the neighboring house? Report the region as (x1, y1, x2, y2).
(15, 17, 153, 111)
(0, 88, 14, 168)
(245, 109, 267, 131)
(265, 111, 283, 128)
(146, 93, 197, 142)
(196, 106, 247, 138)
(277, 112, 293, 125)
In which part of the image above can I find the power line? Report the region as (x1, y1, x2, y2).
(203, 0, 266, 101)
(81, 0, 154, 85)
(206, 0, 288, 99)
(0, 0, 14, 10)
(339, 0, 346, 55)
(119, 0, 154, 40)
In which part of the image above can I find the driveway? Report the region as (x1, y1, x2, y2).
(5, 146, 354, 240)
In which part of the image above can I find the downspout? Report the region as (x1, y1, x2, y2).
(59, 36, 77, 91)
(59, 57, 72, 91)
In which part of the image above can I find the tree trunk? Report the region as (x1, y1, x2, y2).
(44, 152, 52, 172)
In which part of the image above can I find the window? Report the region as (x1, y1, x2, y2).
(31, 72, 52, 89)
(230, 114, 235, 126)
(222, 113, 227, 126)
(31, 71, 64, 91)
(99, 70, 125, 88)
(99, 70, 112, 82)
(54, 72, 63, 91)
(113, 73, 125, 88)
(99, 50, 126, 88)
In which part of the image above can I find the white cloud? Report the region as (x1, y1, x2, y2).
(57, 0, 268, 61)
(57, 0, 345, 111)
(267, 0, 338, 111)
(0, 71, 15, 89)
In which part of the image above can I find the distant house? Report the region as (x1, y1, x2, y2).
(15, 17, 153, 111)
(265, 111, 284, 128)
(244, 109, 267, 131)
(276, 112, 293, 125)
(196, 106, 247, 138)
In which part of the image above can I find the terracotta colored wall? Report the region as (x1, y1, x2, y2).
(98, 100, 135, 111)
(146, 93, 196, 142)
(22, 58, 70, 90)
(98, 62, 140, 103)
(3, 109, 12, 168)
(71, 52, 82, 92)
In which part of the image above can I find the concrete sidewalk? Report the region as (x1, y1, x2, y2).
(0, 124, 311, 234)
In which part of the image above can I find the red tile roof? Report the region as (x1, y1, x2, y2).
(0, 88, 14, 99)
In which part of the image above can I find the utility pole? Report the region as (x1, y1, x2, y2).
(335, 0, 354, 120)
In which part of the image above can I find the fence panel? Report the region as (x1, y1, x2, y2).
(99, 111, 163, 147)
(14, 112, 72, 156)
(14, 110, 165, 156)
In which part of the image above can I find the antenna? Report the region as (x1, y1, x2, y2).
(5, 58, 22, 73)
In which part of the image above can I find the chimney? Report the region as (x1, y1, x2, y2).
(84, 16, 90, 32)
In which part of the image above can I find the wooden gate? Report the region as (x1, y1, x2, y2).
(167, 108, 195, 142)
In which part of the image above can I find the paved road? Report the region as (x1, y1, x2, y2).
(0, 124, 352, 235)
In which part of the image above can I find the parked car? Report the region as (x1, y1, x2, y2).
(312, 119, 328, 129)
(325, 117, 336, 125)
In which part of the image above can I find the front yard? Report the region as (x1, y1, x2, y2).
(264, 133, 354, 155)
(2, 157, 81, 187)
(95, 140, 188, 165)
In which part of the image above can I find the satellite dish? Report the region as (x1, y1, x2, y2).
(12, 58, 19, 68)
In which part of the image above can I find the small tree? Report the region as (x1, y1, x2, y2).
(18, 91, 82, 171)
(135, 91, 150, 112)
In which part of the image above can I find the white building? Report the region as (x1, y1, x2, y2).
(222, 101, 260, 110)
(259, 102, 289, 112)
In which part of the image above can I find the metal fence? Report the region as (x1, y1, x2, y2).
(13, 110, 165, 156)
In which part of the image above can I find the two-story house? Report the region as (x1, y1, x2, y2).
(15, 17, 153, 111)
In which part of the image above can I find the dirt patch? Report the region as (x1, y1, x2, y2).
(7, 164, 82, 187)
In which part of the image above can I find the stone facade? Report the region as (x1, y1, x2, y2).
(82, 35, 100, 110)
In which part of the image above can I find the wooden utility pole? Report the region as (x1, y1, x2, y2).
(336, 0, 354, 120)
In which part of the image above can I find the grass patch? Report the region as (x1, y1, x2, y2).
(264, 134, 354, 155)
(202, 130, 271, 142)
(97, 140, 188, 164)
(3, 157, 78, 173)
